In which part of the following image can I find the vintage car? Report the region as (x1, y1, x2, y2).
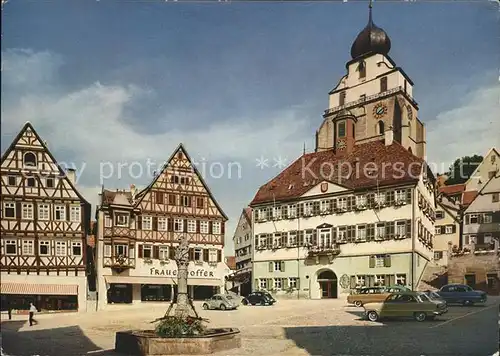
(242, 291, 276, 306)
(422, 290, 447, 308)
(437, 284, 487, 306)
(363, 291, 448, 322)
(347, 286, 409, 307)
(202, 294, 239, 310)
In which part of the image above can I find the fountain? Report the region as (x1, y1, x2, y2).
(115, 236, 241, 355)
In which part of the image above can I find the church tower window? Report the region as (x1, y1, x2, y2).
(380, 77, 388, 92)
(338, 122, 346, 137)
(339, 91, 346, 106)
(377, 121, 385, 135)
(358, 61, 366, 79)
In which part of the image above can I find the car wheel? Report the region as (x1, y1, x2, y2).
(202, 303, 209, 310)
(354, 301, 363, 307)
(462, 300, 472, 306)
(242, 298, 248, 305)
(250, 301, 256, 306)
(414, 312, 426, 322)
(220, 304, 226, 310)
(367, 311, 379, 322)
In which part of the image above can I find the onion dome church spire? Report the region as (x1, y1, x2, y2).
(350, 0, 391, 59)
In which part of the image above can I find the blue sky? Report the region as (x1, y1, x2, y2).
(2, 1, 499, 253)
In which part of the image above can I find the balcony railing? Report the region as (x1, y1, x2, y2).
(307, 244, 341, 257)
(324, 86, 417, 116)
(103, 255, 136, 270)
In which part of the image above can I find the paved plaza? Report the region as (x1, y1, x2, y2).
(1, 298, 499, 356)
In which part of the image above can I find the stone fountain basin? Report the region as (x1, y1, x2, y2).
(115, 328, 241, 355)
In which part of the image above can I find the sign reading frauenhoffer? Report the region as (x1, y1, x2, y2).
(149, 267, 215, 278)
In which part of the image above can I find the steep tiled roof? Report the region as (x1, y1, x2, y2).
(250, 140, 425, 205)
(439, 184, 465, 196)
(225, 256, 236, 270)
(102, 189, 133, 206)
(244, 207, 252, 224)
(462, 190, 478, 207)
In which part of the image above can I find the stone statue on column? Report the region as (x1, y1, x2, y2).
(174, 235, 191, 317)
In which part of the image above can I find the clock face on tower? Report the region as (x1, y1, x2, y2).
(336, 139, 346, 150)
(407, 106, 413, 120)
(373, 103, 388, 119)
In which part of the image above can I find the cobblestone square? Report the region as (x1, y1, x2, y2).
(2, 298, 499, 356)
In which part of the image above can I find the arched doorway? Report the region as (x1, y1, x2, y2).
(317, 270, 338, 299)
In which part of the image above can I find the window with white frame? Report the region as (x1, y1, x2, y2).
(338, 227, 347, 242)
(318, 229, 331, 248)
(375, 275, 385, 286)
(320, 200, 330, 213)
(158, 217, 168, 231)
(445, 225, 453, 234)
(288, 231, 297, 246)
(435, 226, 442, 235)
(356, 275, 366, 287)
(200, 221, 209, 234)
(212, 221, 221, 234)
(115, 213, 129, 227)
(187, 220, 196, 233)
(356, 195, 367, 207)
(274, 261, 282, 271)
(194, 248, 203, 261)
(376, 223, 386, 238)
(484, 214, 493, 224)
(114, 244, 128, 257)
(303, 202, 313, 216)
(22, 203, 33, 220)
(304, 230, 313, 245)
(273, 206, 282, 219)
(289, 277, 298, 289)
(259, 279, 267, 289)
(3, 202, 15, 218)
(72, 242, 82, 256)
(209, 249, 218, 262)
(54, 205, 66, 221)
(22, 240, 34, 255)
(142, 216, 152, 230)
(104, 215, 112, 227)
(39, 241, 50, 255)
(159, 246, 169, 260)
(356, 225, 366, 241)
(395, 274, 406, 285)
(274, 278, 282, 289)
(469, 214, 478, 224)
(395, 189, 406, 202)
(337, 198, 347, 210)
(38, 204, 50, 220)
(174, 219, 184, 232)
(375, 192, 386, 204)
(104, 244, 112, 257)
(70, 206, 81, 222)
(396, 221, 406, 236)
(288, 205, 297, 218)
(436, 211, 444, 219)
(143, 245, 152, 259)
(484, 234, 493, 243)
(375, 255, 385, 267)
(257, 209, 266, 221)
(55, 241, 67, 256)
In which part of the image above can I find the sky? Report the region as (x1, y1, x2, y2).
(1, 1, 499, 254)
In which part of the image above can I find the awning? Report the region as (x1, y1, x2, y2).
(1, 283, 78, 296)
(104, 275, 220, 287)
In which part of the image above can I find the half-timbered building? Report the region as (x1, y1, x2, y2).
(0, 122, 91, 312)
(95, 144, 229, 309)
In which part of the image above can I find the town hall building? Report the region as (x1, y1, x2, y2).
(250, 4, 436, 299)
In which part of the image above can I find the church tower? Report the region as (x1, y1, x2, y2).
(316, 1, 426, 159)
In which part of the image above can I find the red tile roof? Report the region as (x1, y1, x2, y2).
(225, 256, 236, 270)
(250, 140, 425, 205)
(244, 207, 252, 224)
(101, 189, 134, 206)
(461, 190, 478, 207)
(439, 184, 465, 196)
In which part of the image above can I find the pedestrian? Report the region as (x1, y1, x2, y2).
(7, 300, 12, 320)
(29, 302, 38, 326)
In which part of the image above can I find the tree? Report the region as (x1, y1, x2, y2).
(444, 155, 483, 185)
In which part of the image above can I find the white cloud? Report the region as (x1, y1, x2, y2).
(426, 84, 500, 173)
(1, 48, 311, 254)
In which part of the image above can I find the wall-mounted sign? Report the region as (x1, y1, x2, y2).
(150, 268, 215, 278)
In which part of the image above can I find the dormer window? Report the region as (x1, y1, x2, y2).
(358, 61, 366, 79)
(23, 152, 37, 168)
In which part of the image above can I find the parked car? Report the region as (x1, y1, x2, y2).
(223, 291, 246, 305)
(242, 291, 276, 306)
(437, 284, 487, 306)
(347, 286, 390, 307)
(202, 294, 239, 310)
(363, 291, 448, 322)
(422, 290, 447, 307)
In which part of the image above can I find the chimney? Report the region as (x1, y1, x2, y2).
(67, 168, 76, 185)
(384, 126, 394, 146)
